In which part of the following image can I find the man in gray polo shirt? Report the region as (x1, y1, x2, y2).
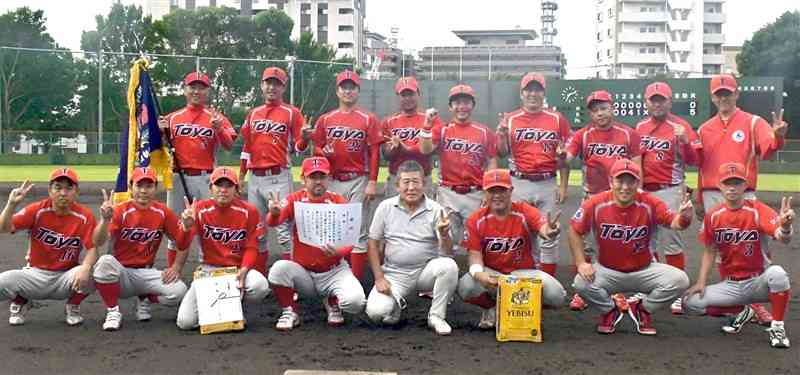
(365, 160, 458, 335)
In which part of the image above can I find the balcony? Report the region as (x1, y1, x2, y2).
(667, 19, 692, 30)
(704, 12, 726, 23)
(667, 40, 692, 51)
(667, 0, 694, 10)
(703, 54, 725, 65)
(618, 32, 668, 43)
(618, 53, 668, 64)
(703, 33, 725, 44)
(618, 11, 669, 23)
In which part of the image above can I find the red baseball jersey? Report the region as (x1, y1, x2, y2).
(463, 202, 546, 274)
(240, 102, 304, 169)
(167, 106, 236, 170)
(309, 108, 383, 176)
(700, 200, 781, 279)
(108, 200, 188, 268)
(266, 190, 350, 273)
(432, 121, 497, 187)
(570, 191, 678, 272)
(697, 108, 783, 191)
(636, 113, 700, 185)
(188, 198, 262, 269)
(566, 122, 642, 194)
(12, 199, 96, 271)
(502, 109, 571, 174)
(382, 112, 442, 175)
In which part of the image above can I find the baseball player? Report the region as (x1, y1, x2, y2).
(562, 90, 642, 311)
(635, 82, 700, 314)
(382, 76, 441, 198)
(159, 71, 237, 268)
(365, 160, 457, 335)
(91, 167, 190, 331)
(496, 73, 571, 278)
(695, 74, 789, 324)
(239, 67, 305, 272)
(175, 167, 270, 330)
(570, 159, 692, 335)
(0, 168, 97, 326)
(419, 84, 498, 253)
(458, 169, 566, 329)
(683, 162, 794, 348)
(296, 70, 382, 281)
(265, 157, 366, 331)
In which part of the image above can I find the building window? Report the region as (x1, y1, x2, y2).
(639, 47, 647, 53)
(597, 32, 601, 41)
(597, 51, 601, 61)
(338, 42, 354, 49)
(607, 28, 611, 37)
(467, 39, 480, 45)
(639, 67, 647, 74)
(339, 25, 353, 31)
(597, 12, 602, 21)
(338, 7, 354, 15)
(506, 39, 519, 45)
(608, 8, 613, 17)
(607, 49, 611, 57)
(648, 47, 656, 53)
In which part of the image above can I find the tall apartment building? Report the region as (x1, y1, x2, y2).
(141, 0, 366, 67)
(593, 0, 726, 78)
(419, 29, 564, 81)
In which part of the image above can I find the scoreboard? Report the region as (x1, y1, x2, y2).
(545, 77, 783, 128)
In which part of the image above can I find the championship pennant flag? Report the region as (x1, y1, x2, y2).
(113, 59, 172, 203)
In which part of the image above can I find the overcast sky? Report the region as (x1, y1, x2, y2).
(2, 0, 799, 78)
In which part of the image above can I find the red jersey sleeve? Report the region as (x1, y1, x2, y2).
(290, 107, 305, 153)
(164, 207, 191, 251)
(682, 123, 701, 166)
(566, 128, 583, 158)
(628, 128, 642, 158)
(216, 115, 237, 150)
(431, 122, 445, 148)
(570, 197, 595, 235)
(485, 127, 498, 158)
(463, 213, 483, 253)
(648, 193, 678, 227)
(266, 194, 295, 227)
(241, 206, 263, 269)
(558, 113, 572, 143)
(699, 212, 714, 247)
(80, 213, 97, 250)
(108, 205, 124, 238)
(240, 110, 253, 158)
(522, 203, 546, 234)
(367, 114, 383, 146)
(753, 116, 782, 160)
(756, 202, 781, 238)
(11, 201, 40, 232)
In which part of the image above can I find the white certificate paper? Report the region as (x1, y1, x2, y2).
(194, 274, 244, 327)
(295, 202, 362, 248)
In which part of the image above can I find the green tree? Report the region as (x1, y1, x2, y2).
(737, 11, 800, 138)
(0, 7, 79, 139)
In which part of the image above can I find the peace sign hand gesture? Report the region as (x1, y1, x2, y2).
(772, 109, 789, 138)
(7, 180, 34, 206)
(301, 116, 315, 141)
(423, 108, 438, 130)
(180, 197, 196, 230)
(497, 112, 509, 134)
(436, 210, 451, 237)
(267, 192, 282, 217)
(210, 108, 224, 129)
(673, 123, 688, 144)
(778, 196, 795, 229)
(678, 192, 694, 220)
(541, 210, 561, 240)
(555, 140, 567, 160)
(99, 189, 114, 220)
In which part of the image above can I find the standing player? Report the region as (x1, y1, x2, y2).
(496, 73, 571, 277)
(175, 167, 270, 330)
(0, 169, 97, 326)
(563, 90, 642, 311)
(365, 160, 457, 335)
(570, 159, 692, 335)
(684, 162, 794, 348)
(695, 74, 789, 324)
(92, 167, 190, 331)
(458, 169, 566, 329)
(239, 67, 305, 271)
(159, 71, 237, 269)
(296, 70, 382, 280)
(635, 82, 700, 314)
(265, 157, 366, 331)
(382, 76, 441, 198)
(420, 84, 498, 252)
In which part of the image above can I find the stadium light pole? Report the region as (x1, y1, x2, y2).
(98, 35, 104, 155)
(285, 55, 296, 106)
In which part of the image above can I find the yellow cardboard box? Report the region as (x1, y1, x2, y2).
(496, 275, 542, 342)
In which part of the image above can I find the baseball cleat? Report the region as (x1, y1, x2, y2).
(750, 303, 773, 326)
(418, 291, 434, 300)
(612, 293, 630, 312)
(722, 305, 754, 334)
(323, 296, 345, 327)
(8, 301, 29, 326)
(135, 298, 152, 321)
(596, 307, 624, 334)
(670, 298, 684, 315)
(103, 306, 122, 331)
(767, 321, 790, 349)
(427, 316, 452, 336)
(65, 304, 84, 326)
(478, 307, 496, 330)
(627, 300, 657, 336)
(275, 307, 300, 331)
(569, 293, 587, 311)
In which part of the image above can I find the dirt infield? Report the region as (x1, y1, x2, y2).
(0, 185, 797, 375)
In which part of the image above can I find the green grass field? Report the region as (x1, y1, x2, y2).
(3, 165, 799, 192)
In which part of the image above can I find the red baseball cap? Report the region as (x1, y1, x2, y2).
(586, 90, 613, 108)
(609, 159, 641, 180)
(301, 157, 331, 176)
(130, 167, 157, 184)
(645, 82, 673, 100)
(262, 67, 288, 84)
(336, 70, 361, 87)
(395, 76, 419, 94)
(183, 72, 210, 87)
(448, 84, 476, 101)
(210, 167, 239, 186)
(520, 73, 546, 90)
(718, 162, 747, 182)
(710, 74, 738, 94)
(49, 167, 79, 185)
(482, 169, 513, 190)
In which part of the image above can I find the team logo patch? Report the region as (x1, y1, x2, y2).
(572, 208, 584, 220)
(598, 223, 649, 243)
(391, 127, 422, 140)
(586, 143, 627, 157)
(326, 126, 366, 141)
(174, 124, 214, 138)
(251, 120, 288, 135)
(120, 227, 163, 243)
(713, 228, 759, 244)
(34, 227, 81, 249)
(732, 130, 745, 143)
(483, 237, 526, 255)
(202, 225, 247, 244)
(513, 128, 558, 143)
(442, 138, 485, 154)
(641, 136, 671, 151)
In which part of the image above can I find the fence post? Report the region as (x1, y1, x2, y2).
(98, 45, 104, 155)
(286, 55, 296, 106)
(195, 56, 201, 73)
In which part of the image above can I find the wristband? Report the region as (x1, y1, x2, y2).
(419, 130, 432, 138)
(469, 264, 484, 278)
